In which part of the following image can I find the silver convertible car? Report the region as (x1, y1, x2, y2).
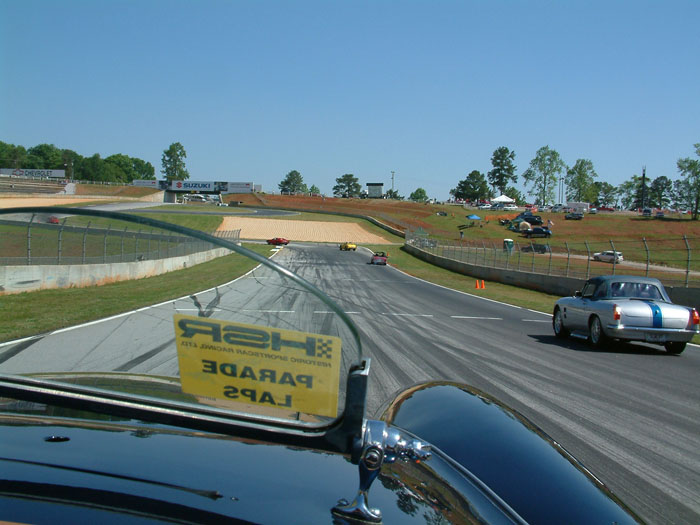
(553, 275, 699, 354)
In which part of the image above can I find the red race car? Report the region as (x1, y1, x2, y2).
(370, 251, 388, 265)
(266, 237, 289, 246)
(47, 216, 60, 224)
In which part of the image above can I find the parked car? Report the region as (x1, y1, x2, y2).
(553, 275, 700, 353)
(477, 203, 492, 210)
(503, 204, 518, 211)
(589, 208, 597, 214)
(523, 227, 552, 238)
(655, 211, 665, 219)
(642, 208, 652, 217)
(266, 237, 289, 245)
(0, 207, 642, 524)
(565, 212, 584, 220)
(516, 212, 543, 225)
(592, 250, 623, 263)
(339, 241, 357, 251)
(370, 251, 388, 265)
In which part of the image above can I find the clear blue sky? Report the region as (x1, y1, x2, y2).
(1, 0, 698, 200)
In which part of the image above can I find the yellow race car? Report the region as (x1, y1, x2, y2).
(339, 242, 357, 251)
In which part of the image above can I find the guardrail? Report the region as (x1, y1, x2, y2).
(405, 231, 699, 288)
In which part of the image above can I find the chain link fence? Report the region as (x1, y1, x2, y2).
(0, 218, 240, 266)
(406, 231, 700, 288)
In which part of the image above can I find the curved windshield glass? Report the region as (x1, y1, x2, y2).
(0, 207, 362, 427)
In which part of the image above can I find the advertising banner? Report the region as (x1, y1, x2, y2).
(225, 182, 254, 194)
(1, 168, 66, 178)
(169, 180, 215, 192)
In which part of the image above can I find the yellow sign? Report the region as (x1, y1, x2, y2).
(173, 315, 341, 417)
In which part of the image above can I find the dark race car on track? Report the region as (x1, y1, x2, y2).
(521, 243, 551, 254)
(266, 237, 289, 245)
(370, 251, 388, 265)
(552, 275, 699, 353)
(0, 207, 643, 525)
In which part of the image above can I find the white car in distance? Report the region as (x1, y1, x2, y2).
(592, 251, 624, 263)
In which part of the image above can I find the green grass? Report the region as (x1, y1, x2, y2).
(0, 243, 273, 342)
(414, 213, 700, 274)
(129, 211, 225, 232)
(62, 212, 226, 233)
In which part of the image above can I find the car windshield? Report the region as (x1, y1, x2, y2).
(0, 207, 362, 428)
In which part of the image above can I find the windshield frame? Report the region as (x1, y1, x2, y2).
(0, 206, 367, 454)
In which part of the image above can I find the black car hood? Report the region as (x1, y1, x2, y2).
(0, 404, 506, 524)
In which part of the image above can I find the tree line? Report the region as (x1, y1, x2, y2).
(279, 171, 432, 203)
(5, 140, 697, 219)
(0, 141, 191, 183)
(449, 144, 700, 219)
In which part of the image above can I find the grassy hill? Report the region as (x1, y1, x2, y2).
(228, 193, 700, 270)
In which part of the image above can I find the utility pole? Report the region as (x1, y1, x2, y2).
(391, 171, 395, 192)
(558, 175, 564, 204)
(641, 166, 646, 209)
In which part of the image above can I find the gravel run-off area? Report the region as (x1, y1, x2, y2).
(217, 216, 393, 244)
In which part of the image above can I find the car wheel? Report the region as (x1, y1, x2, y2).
(588, 316, 609, 348)
(552, 308, 569, 338)
(664, 342, 686, 354)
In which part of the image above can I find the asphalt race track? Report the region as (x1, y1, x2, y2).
(280, 245, 700, 525)
(1, 243, 698, 523)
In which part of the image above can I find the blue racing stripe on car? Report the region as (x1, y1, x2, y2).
(643, 301, 663, 328)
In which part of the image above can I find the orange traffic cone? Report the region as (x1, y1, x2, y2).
(475, 280, 480, 289)
(481, 280, 486, 289)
